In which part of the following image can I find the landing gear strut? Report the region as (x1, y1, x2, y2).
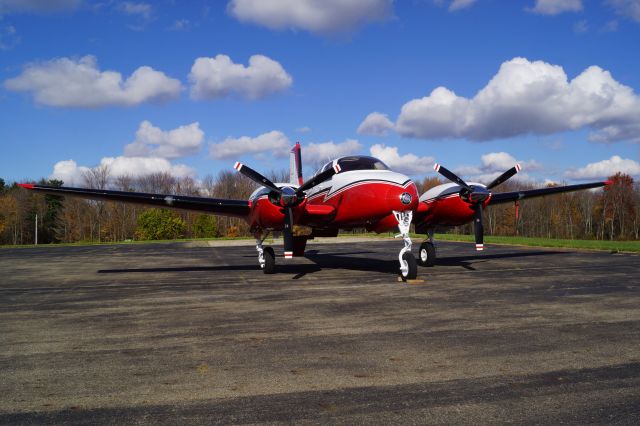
(255, 233, 275, 274)
(394, 210, 417, 281)
(418, 230, 436, 267)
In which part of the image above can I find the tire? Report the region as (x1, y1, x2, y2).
(262, 246, 276, 274)
(399, 252, 418, 281)
(418, 241, 436, 267)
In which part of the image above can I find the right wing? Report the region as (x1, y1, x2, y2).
(18, 183, 250, 218)
(488, 181, 610, 205)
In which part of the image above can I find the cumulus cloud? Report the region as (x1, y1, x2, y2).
(50, 157, 196, 186)
(454, 152, 541, 184)
(607, 0, 640, 22)
(189, 54, 292, 100)
(357, 112, 394, 136)
(303, 139, 362, 163)
(564, 155, 640, 179)
(369, 144, 435, 175)
(227, 0, 394, 35)
(393, 57, 640, 144)
(210, 130, 290, 160)
(3, 55, 182, 108)
(0, 0, 80, 15)
(124, 121, 204, 160)
(528, 0, 583, 15)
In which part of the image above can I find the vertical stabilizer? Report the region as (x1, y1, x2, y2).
(290, 142, 303, 186)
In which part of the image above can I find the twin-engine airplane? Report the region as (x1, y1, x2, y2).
(18, 143, 609, 280)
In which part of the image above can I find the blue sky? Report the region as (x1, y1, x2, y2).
(1, 0, 639, 186)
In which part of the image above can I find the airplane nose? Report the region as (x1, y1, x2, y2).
(386, 181, 419, 211)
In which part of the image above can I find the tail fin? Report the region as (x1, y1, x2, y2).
(290, 142, 303, 186)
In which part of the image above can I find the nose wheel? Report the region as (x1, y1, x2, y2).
(394, 210, 417, 281)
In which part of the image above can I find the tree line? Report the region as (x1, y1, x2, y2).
(0, 169, 638, 246)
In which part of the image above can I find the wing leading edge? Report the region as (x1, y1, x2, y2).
(488, 181, 610, 205)
(18, 184, 250, 218)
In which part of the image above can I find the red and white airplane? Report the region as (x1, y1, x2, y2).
(18, 143, 608, 280)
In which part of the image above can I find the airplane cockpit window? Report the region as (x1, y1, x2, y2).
(337, 156, 389, 172)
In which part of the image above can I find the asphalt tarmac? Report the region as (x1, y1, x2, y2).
(1, 239, 639, 425)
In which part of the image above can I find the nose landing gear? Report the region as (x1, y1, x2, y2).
(394, 210, 417, 281)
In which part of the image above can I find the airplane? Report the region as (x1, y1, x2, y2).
(17, 143, 609, 281)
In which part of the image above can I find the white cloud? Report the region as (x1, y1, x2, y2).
(50, 157, 196, 186)
(116, 2, 152, 19)
(607, 0, 640, 22)
(227, 0, 394, 35)
(357, 112, 394, 136)
(124, 121, 204, 160)
(449, 0, 477, 12)
(453, 152, 542, 184)
(564, 155, 640, 180)
(210, 130, 290, 160)
(394, 57, 640, 143)
(528, 0, 583, 15)
(369, 144, 435, 175)
(4, 55, 182, 108)
(189, 54, 292, 100)
(296, 126, 311, 133)
(168, 19, 190, 31)
(303, 139, 362, 163)
(0, 0, 80, 15)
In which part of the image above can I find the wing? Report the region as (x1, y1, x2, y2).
(488, 181, 610, 205)
(18, 183, 250, 218)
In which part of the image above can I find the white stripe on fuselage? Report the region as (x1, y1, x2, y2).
(305, 170, 412, 201)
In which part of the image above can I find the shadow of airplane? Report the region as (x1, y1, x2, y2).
(97, 249, 564, 278)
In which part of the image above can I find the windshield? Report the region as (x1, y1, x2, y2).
(337, 156, 389, 172)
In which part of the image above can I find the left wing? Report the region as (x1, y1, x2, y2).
(488, 181, 610, 205)
(18, 184, 250, 218)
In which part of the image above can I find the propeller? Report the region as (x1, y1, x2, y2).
(433, 162, 521, 251)
(234, 161, 340, 258)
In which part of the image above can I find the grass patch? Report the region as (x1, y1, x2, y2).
(432, 233, 640, 253)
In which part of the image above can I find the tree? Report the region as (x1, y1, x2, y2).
(135, 209, 186, 240)
(192, 214, 217, 238)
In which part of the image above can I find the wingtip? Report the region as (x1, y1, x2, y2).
(515, 163, 522, 173)
(17, 183, 34, 189)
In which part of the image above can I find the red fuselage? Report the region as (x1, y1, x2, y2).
(246, 170, 419, 234)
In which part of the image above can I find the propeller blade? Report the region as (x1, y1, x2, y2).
(473, 206, 484, 251)
(297, 162, 341, 194)
(434, 163, 472, 191)
(234, 162, 280, 193)
(486, 164, 522, 190)
(283, 207, 295, 259)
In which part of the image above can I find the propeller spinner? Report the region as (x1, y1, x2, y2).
(433, 163, 521, 251)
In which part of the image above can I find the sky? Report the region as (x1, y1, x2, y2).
(1, 0, 640, 187)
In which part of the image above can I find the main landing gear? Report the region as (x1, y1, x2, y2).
(394, 210, 417, 281)
(418, 230, 436, 267)
(255, 233, 275, 274)
(255, 232, 308, 274)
